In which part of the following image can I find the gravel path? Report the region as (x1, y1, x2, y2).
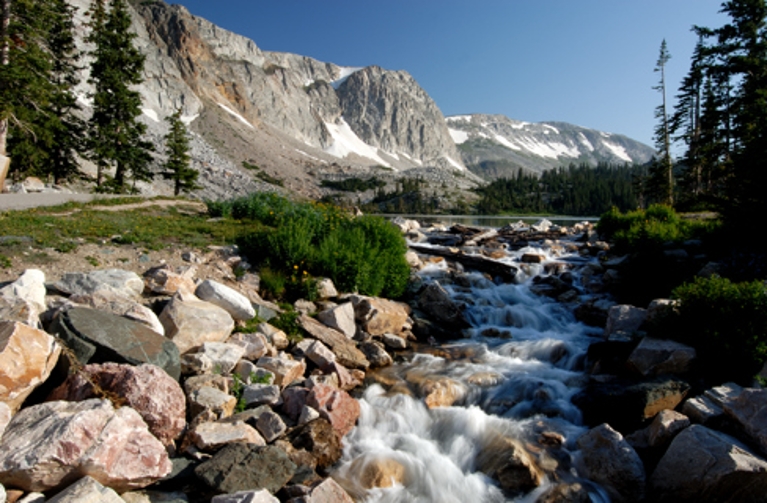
(0, 193, 101, 211)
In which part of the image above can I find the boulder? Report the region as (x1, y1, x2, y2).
(298, 405, 320, 426)
(195, 342, 246, 375)
(417, 282, 470, 329)
(194, 443, 296, 495)
(476, 435, 544, 496)
(722, 387, 767, 457)
(255, 410, 287, 442)
(256, 356, 306, 388)
(359, 341, 393, 368)
(0, 399, 170, 492)
(120, 490, 190, 502)
(0, 269, 46, 315)
(159, 290, 235, 355)
(211, 490, 278, 503)
(184, 374, 229, 396)
(302, 340, 337, 370)
(306, 383, 360, 439)
(242, 384, 282, 408)
(0, 402, 10, 438)
(47, 476, 123, 503)
(626, 337, 696, 377)
(604, 305, 647, 340)
(65, 291, 165, 335)
(535, 482, 591, 503)
(257, 323, 289, 350)
(681, 382, 743, 427)
(301, 477, 354, 503)
(298, 315, 369, 370)
(646, 298, 678, 324)
(281, 387, 310, 422)
(287, 418, 342, 469)
(419, 376, 466, 409)
(347, 456, 407, 489)
(353, 297, 411, 336)
(576, 424, 645, 503)
(143, 264, 196, 296)
(54, 269, 144, 300)
(572, 377, 690, 433)
(50, 307, 181, 380)
(316, 303, 356, 339)
(195, 279, 256, 321)
(0, 321, 60, 413)
(47, 363, 186, 446)
(649, 424, 767, 502)
(227, 332, 269, 361)
(382, 333, 407, 350)
(188, 386, 237, 421)
(187, 421, 265, 452)
(315, 278, 338, 299)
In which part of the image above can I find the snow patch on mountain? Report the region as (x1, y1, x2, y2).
(449, 128, 469, 144)
(217, 103, 255, 129)
(324, 118, 393, 168)
(331, 67, 364, 89)
(142, 108, 160, 123)
(446, 156, 465, 171)
(603, 142, 632, 163)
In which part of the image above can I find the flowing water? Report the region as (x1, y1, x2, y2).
(332, 238, 610, 502)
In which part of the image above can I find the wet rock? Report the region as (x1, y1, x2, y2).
(306, 383, 360, 439)
(353, 296, 411, 336)
(211, 489, 278, 503)
(196, 279, 256, 321)
(359, 340, 393, 368)
(604, 305, 646, 340)
(649, 424, 767, 502)
(0, 321, 60, 413)
(626, 337, 696, 377)
(298, 315, 369, 370)
(576, 423, 645, 503)
(417, 282, 470, 328)
(47, 476, 123, 503)
(476, 435, 544, 496)
(188, 420, 265, 452)
(535, 482, 591, 503)
(159, 290, 235, 355)
(0, 398, 170, 492)
(47, 363, 186, 446)
(287, 418, 343, 469)
(50, 307, 180, 380)
(195, 443, 296, 495)
(256, 356, 306, 387)
(54, 269, 145, 299)
(382, 332, 407, 350)
(143, 264, 196, 296)
(573, 297, 615, 327)
(301, 477, 354, 503)
(419, 376, 466, 408)
(316, 303, 356, 339)
(467, 371, 504, 387)
(572, 377, 690, 433)
(348, 456, 407, 489)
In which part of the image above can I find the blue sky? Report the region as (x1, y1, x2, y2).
(172, 1, 727, 148)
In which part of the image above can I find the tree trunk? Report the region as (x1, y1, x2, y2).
(0, 0, 11, 157)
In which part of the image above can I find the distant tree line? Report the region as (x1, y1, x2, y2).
(475, 163, 645, 216)
(0, 0, 196, 193)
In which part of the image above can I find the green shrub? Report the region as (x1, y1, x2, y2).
(258, 267, 287, 300)
(206, 199, 233, 218)
(655, 276, 767, 385)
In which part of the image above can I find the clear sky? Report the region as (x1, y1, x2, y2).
(171, 0, 728, 148)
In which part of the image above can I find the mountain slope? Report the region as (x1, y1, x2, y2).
(447, 114, 656, 179)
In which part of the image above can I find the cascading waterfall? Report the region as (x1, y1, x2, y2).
(332, 234, 610, 502)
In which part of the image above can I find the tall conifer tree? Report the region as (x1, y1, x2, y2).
(162, 109, 198, 195)
(648, 39, 674, 206)
(87, 0, 153, 192)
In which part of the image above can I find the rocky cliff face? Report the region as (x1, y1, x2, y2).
(448, 114, 656, 179)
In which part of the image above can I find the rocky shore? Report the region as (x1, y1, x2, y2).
(1, 217, 767, 502)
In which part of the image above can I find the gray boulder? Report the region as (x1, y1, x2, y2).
(194, 443, 296, 495)
(626, 337, 696, 377)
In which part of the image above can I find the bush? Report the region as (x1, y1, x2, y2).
(234, 194, 410, 299)
(654, 276, 767, 385)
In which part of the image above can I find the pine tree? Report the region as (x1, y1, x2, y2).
(648, 39, 674, 206)
(162, 109, 198, 195)
(87, 0, 153, 193)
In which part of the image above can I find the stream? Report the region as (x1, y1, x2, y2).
(332, 223, 610, 502)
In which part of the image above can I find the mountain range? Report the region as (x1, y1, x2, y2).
(64, 0, 655, 202)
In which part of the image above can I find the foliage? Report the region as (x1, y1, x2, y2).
(476, 163, 644, 216)
(270, 309, 303, 343)
(361, 177, 442, 214)
(232, 193, 410, 299)
(321, 177, 386, 192)
(647, 39, 674, 206)
(161, 109, 199, 195)
(652, 276, 767, 385)
(87, 0, 153, 192)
